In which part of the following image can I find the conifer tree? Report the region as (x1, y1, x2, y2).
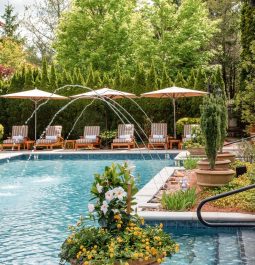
(194, 68, 207, 91)
(174, 71, 187, 87)
(160, 63, 173, 88)
(40, 58, 49, 89)
(49, 64, 57, 90)
(186, 69, 197, 88)
(113, 60, 123, 89)
(146, 61, 158, 90)
(134, 63, 146, 94)
(24, 67, 34, 89)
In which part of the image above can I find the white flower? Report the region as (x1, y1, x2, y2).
(88, 203, 95, 213)
(105, 190, 114, 202)
(113, 187, 127, 201)
(96, 183, 103, 193)
(101, 200, 108, 215)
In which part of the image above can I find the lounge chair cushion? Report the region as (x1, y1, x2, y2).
(85, 135, 97, 140)
(152, 134, 164, 139)
(149, 137, 167, 143)
(113, 138, 132, 143)
(45, 135, 58, 141)
(76, 138, 97, 144)
(119, 134, 131, 140)
(3, 139, 24, 144)
(36, 139, 57, 144)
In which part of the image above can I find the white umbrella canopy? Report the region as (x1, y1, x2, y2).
(1, 88, 68, 139)
(70, 87, 137, 99)
(141, 86, 208, 138)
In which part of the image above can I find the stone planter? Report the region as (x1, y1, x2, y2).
(217, 152, 236, 163)
(187, 147, 206, 156)
(195, 169, 235, 187)
(197, 159, 231, 170)
(70, 258, 160, 265)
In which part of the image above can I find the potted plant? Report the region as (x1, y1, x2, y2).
(100, 130, 117, 148)
(59, 163, 178, 265)
(183, 126, 206, 156)
(195, 96, 235, 187)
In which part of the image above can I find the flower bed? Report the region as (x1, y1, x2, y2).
(59, 163, 178, 265)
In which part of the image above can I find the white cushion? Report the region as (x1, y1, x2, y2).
(153, 134, 164, 139)
(186, 134, 191, 139)
(119, 134, 131, 139)
(85, 135, 97, 140)
(13, 135, 24, 141)
(45, 135, 57, 141)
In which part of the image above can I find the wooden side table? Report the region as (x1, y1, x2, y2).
(64, 140, 76, 149)
(25, 140, 35, 150)
(169, 139, 182, 149)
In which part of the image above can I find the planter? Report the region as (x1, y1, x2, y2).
(217, 152, 236, 163)
(187, 147, 206, 156)
(195, 169, 235, 187)
(70, 258, 160, 265)
(197, 159, 231, 170)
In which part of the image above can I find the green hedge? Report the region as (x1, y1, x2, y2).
(176, 117, 200, 135)
(0, 124, 4, 141)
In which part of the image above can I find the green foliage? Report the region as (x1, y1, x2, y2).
(176, 117, 200, 135)
(161, 188, 196, 211)
(100, 130, 117, 147)
(0, 124, 4, 140)
(40, 57, 49, 89)
(238, 141, 255, 163)
(183, 157, 199, 170)
(200, 96, 221, 169)
(59, 221, 178, 264)
(182, 126, 205, 149)
(218, 97, 228, 152)
(200, 160, 255, 211)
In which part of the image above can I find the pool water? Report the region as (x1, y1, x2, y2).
(0, 155, 252, 265)
(0, 156, 173, 264)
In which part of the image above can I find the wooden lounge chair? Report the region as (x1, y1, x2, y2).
(148, 123, 168, 150)
(1, 125, 28, 151)
(111, 124, 135, 150)
(182, 124, 200, 142)
(35, 125, 63, 150)
(75, 126, 100, 150)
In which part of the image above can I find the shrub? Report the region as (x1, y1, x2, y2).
(176, 117, 200, 135)
(182, 126, 205, 149)
(183, 157, 199, 170)
(161, 188, 196, 211)
(100, 130, 117, 147)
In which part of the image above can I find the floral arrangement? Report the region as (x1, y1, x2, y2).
(59, 163, 178, 265)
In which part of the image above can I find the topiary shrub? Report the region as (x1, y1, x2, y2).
(0, 124, 4, 141)
(218, 98, 228, 153)
(176, 117, 200, 136)
(200, 96, 221, 169)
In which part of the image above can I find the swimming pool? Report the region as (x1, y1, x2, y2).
(0, 154, 253, 265)
(0, 154, 175, 264)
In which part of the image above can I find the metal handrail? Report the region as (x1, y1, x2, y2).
(223, 135, 255, 147)
(197, 184, 255, 227)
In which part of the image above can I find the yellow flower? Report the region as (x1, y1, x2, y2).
(159, 223, 163, 229)
(110, 253, 114, 258)
(117, 223, 122, 229)
(133, 253, 139, 259)
(157, 258, 162, 263)
(144, 256, 149, 261)
(83, 261, 89, 265)
(124, 262, 129, 265)
(175, 244, 180, 253)
(140, 218, 145, 225)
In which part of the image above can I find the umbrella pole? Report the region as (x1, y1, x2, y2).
(34, 101, 37, 140)
(173, 98, 176, 139)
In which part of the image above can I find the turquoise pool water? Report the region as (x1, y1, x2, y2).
(0, 155, 251, 264)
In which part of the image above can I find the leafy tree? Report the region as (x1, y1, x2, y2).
(49, 64, 57, 89)
(174, 71, 187, 87)
(206, 0, 241, 99)
(40, 58, 49, 89)
(186, 69, 197, 88)
(24, 67, 34, 89)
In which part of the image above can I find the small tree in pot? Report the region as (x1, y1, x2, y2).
(196, 96, 235, 186)
(200, 96, 221, 169)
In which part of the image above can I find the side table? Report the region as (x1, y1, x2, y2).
(64, 140, 76, 149)
(26, 140, 35, 150)
(169, 139, 182, 149)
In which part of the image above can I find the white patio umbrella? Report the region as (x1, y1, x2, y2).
(1, 88, 68, 139)
(70, 87, 137, 129)
(141, 86, 208, 138)
(70, 87, 137, 100)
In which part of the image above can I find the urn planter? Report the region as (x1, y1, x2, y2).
(217, 152, 236, 163)
(195, 169, 235, 187)
(197, 159, 231, 170)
